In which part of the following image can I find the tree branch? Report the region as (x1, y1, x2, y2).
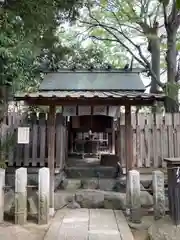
(105, 19, 164, 88)
(163, 4, 168, 29)
(112, 12, 143, 34)
(168, 0, 177, 24)
(86, 7, 148, 65)
(80, 20, 146, 67)
(90, 35, 118, 42)
(160, 69, 166, 76)
(75, 26, 93, 38)
(153, 3, 161, 24)
(80, 5, 164, 88)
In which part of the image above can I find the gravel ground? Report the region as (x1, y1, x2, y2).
(0, 222, 49, 240)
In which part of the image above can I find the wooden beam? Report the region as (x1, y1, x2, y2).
(125, 104, 133, 173)
(21, 98, 163, 107)
(48, 104, 56, 216)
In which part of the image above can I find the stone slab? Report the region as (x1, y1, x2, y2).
(44, 209, 67, 240)
(58, 209, 89, 240)
(115, 210, 134, 240)
(88, 209, 121, 240)
(44, 208, 134, 240)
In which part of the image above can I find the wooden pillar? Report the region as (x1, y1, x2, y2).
(117, 116, 121, 160)
(65, 120, 69, 164)
(125, 104, 133, 173)
(48, 105, 56, 216)
(112, 120, 115, 154)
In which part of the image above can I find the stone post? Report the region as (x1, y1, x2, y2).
(38, 167, 50, 224)
(127, 170, 141, 223)
(152, 170, 165, 220)
(15, 167, 27, 225)
(0, 168, 5, 222)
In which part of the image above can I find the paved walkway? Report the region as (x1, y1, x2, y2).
(0, 209, 134, 240)
(44, 209, 134, 240)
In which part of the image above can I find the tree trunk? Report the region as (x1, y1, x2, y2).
(165, 30, 179, 112)
(150, 38, 160, 94)
(167, 31, 177, 83)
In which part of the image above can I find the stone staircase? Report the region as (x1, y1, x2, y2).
(61, 177, 123, 192)
(55, 165, 157, 212)
(3, 166, 157, 220)
(65, 166, 117, 179)
(55, 166, 129, 210)
(63, 165, 123, 192)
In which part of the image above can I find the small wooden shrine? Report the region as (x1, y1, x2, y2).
(15, 68, 166, 213)
(69, 114, 114, 158)
(15, 68, 166, 169)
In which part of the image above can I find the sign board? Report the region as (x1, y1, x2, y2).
(17, 127, 30, 144)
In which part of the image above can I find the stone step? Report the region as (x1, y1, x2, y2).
(65, 166, 117, 178)
(60, 178, 122, 192)
(60, 175, 168, 193)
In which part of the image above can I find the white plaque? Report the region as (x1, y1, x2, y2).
(17, 127, 30, 144)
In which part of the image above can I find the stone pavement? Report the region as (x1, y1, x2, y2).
(44, 208, 134, 240)
(0, 209, 134, 240)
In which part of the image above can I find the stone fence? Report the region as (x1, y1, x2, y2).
(0, 168, 166, 225)
(127, 169, 166, 223)
(0, 167, 50, 225)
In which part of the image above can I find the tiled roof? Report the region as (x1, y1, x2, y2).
(39, 70, 145, 91)
(15, 90, 165, 101)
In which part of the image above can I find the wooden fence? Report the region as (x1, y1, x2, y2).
(6, 113, 67, 168)
(3, 111, 180, 168)
(117, 112, 180, 168)
(0, 111, 25, 142)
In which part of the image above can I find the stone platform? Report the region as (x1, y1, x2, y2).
(44, 208, 134, 240)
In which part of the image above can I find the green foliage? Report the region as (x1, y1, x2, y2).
(177, 0, 180, 9)
(0, 0, 87, 116)
(0, 0, 127, 99)
(176, 42, 180, 51)
(0, 0, 84, 88)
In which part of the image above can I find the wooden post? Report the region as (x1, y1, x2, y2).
(125, 104, 133, 172)
(55, 113, 63, 169)
(112, 120, 115, 154)
(117, 117, 121, 160)
(65, 126, 69, 165)
(0, 168, 5, 223)
(48, 105, 56, 217)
